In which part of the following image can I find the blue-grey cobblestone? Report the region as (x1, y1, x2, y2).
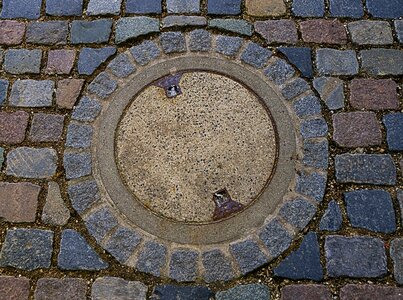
(105, 227, 142, 264)
(115, 17, 159, 44)
(329, 0, 363, 18)
(241, 43, 272, 68)
(4, 49, 42, 74)
(296, 172, 326, 202)
(72, 97, 102, 122)
(189, 30, 211, 52)
(10, 80, 54, 107)
(281, 78, 310, 100)
(0, 80, 9, 105)
(87, 0, 122, 15)
(317, 49, 358, 75)
(160, 32, 186, 54)
(216, 35, 243, 57)
(293, 94, 322, 118)
(280, 199, 317, 230)
(167, 0, 200, 13)
(107, 53, 136, 78)
(230, 240, 269, 275)
(67, 180, 100, 213)
(279, 47, 313, 78)
(130, 40, 161, 65)
(46, 0, 83, 16)
(209, 19, 253, 36)
(78, 47, 116, 75)
(303, 139, 328, 169)
(360, 49, 403, 76)
(85, 208, 118, 243)
(71, 19, 113, 44)
(88, 72, 118, 99)
(66, 123, 93, 149)
(137, 241, 167, 277)
(320, 200, 343, 231)
(126, 0, 161, 13)
(169, 249, 199, 282)
(216, 284, 270, 300)
(264, 58, 295, 85)
(383, 113, 403, 151)
(259, 219, 293, 257)
(0, 0, 42, 19)
(292, 0, 324, 17)
(63, 152, 92, 179)
(301, 118, 328, 138)
(202, 249, 234, 282)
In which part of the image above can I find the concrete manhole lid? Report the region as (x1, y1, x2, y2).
(116, 71, 277, 223)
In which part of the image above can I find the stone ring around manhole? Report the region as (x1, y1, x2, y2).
(64, 33, 328, 282)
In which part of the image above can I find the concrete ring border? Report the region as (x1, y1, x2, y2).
(64, 31, 329, 282)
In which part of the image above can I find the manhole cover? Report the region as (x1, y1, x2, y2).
(116, 71, 277, 223)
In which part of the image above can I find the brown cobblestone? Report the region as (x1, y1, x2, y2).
(255, 20, 298, 44)
(350, 79, 399, 110)
(56, 79, 85, 109)
(340, 284, 403, 299)
(0, 111, 29, 144)
(0, 21, 26, 45)
(281, 284, 332, 300)
(245, 0, 286, 16)
(29, 113, 65, 142)
(300, 19, 347, 44)
(0, 276, 30, 300)
(333, 112, 382, 148)
(35, 278, 87, 300)
(46, 50, 76, 74)
(0, 182, 41, 223)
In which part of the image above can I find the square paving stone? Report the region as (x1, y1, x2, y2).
(107, 53, 136, 78)
(383, 113, 403, 151)
(230, 240, 269, 275)
(279, 199, 317, 230)
(0, 277, 30, 300)
(325, 236, 387, 278)
(329, 0, 363, 18)
(216, 35, 243, 57)
(395, 20, 403, 43)
(160, 32, 186, 54)
(130, 40, 161, 65)
(46, 50, 76, 74)
(189, 30, 212, 52)
(66, 123, 93, 149)
(0, 111, 29, 144)
(35, 278, 87, 300)
(202, 249, 234, 282)
(10, 80, 54, 107)
(92, 277, 147, 300)
(246, 0, 286, 16)
(292, 0, 324, 17)
(316, 49, 358, 75)
(208, 0, 241, 15)
(0, 229, 53, 271)
(71, 20, 113, 44)
(26, 21, 68, 45)
(87, 0, 122, 15)
(240, 42, 272, 68)
(255, 20, 298, 44)
(259, 219, 293, 257)
(0, 0, 42, 19)
(3, 49, 42, 74)
(126, 0, 162, 13)
(281, 79, 310, 100)
(63, 152, 92, 179)
(169, 249, 199, 282)
(208, 19, 253, 36)
(29, 113, 65, 142)
(85, 207, 118, 243)
(300, 118, 328, 139)
(71, 96, 102, 121)
(0, 21, 26, 45)
(136, 241, 167, 276)
(264, 58, 295, 85)
(87, 72, 118, 98)
(46, 0, 83, 16)
(167, 0, 200, 13)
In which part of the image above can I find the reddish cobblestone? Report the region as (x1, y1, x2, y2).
(340, 284, 403, 299)
(0, 276, 30, 300)
(333, 112, 382, 148)
(281, 284, 332, 300)
(35, 278, 87, 300)
(0, 182, 41, 223)
(0, 111, 29, 144)
(0, 20, 26, 45)
(56, 79, 85, 109)
(255, 20, 298, 44)
(350, 79, 399, 110)
(29, 113, 65, 142)
(46, 50, 76, 74)
(300, 19, 347, 44)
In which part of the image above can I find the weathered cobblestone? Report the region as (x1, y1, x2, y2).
(383, 113, 403, 151)
(246, 0, 286, 16)
(0, 111, 29, 144)
(303, 140, 328, 169)
(230, 240, 269, 275)
(167, 0, 200, 13)
(26, 21, 68, 45)
(108, 53, 136, 78)
(66, 123, 93, 149)
(329, 0, 363, 18)
(293, 94, 321, 118)
(345, 190, 396, 233)
(0, 277, 30, 300)
(160, 32, 186, 54)
(71, 96, 102, 121)
(0, 21, 26, 45)
(333, 112, 382, 147)
(281, 78, 310, 100)
(105, 227, 142, 263)
(366, 0, 403, 19)
(281, 285, 331, 300)
(92, 277, 147, 300)
(6, 147, 58, 179)
(0, 80, 8, 105)
(325, 236, 387, 278)
(130, 40, 161, 65)
(348, 21, 393, 45)
(115, 17, 159, 44)
(67, 180, 100, 213)
(296, 172, 326, 202)
(391, 239, 403, 285)
(58, 229, 108, 270)
(0, 0, 42, 19)
(63, 152, 92, 179)
(208, 0, 241, 15)
(319, 200, 342, 232)
(217, 284, 270, 300)
(136, 241, 167, 276)
(208, 19, 252, 36)
(87, 0, 122, 15)
(0, 229, 53, 270)
(126, 0, 161, 13)
(71, 19, 113, 44)
(340, 285, 403, 299)
(274, 232, 323, 281)
(46, 0, 83, 16)
(259, 219, 293, 257)
(202, 249, 234, 282)
(335, 154, 396, 185)
(279, 47, 312, 78)
(42, 182, 70, 226)
(56, 79, 84, 109)
(152, 285, 213, 300)
(78, 47, 116, 75)
(4, 49, 42, 74)
(0, 182, 40, 223)
(313, 77, 345, 110)
(87, 72, 118, 98)
(300, 118, 328, 138)
(29, 113, 65, 142)
(300, 20, 347, 44)
(46, 50, 76, 74)
(216, 35, 243, 57)
(292, 0, 324, 17)
(35, 278, 87, 300)
(279, 199, 316, 229)
(240, 43, 272, 68)
(360, 49, 403, 75)
(316, 49, 358, 75)
(10, 80, 54, 107)
(169, 249, 199, 282)
(255, 20, 298, 44)
(264, 58, 295, 85)
(85, 207, 118, 242)
(189, 30, 211, 52)
(163, 16, 207, 28)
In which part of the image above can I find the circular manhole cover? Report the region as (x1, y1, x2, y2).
(116, 71, 277, 223)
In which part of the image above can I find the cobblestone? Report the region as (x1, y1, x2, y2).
(246, 0, 285, 16)
(115, 17, 159, 44)
(4, 49, 42, 74)
(241, 42, 272, 68)
(0, 276, 30, 300)
(29, 113, 65, 142)
(208, 0, 241, 15)
(46, 0, 83, 16)
(303, 140, 328, 168)
(163, 16, 207, 28)
(329, 0, 363, 18)
(136, 241, 167, 276)
(202, 249, 234, 282)
(316, 49, 358, 75)
(230, 240, 269, 275)
(85, 208, 118, 242)
(160, 32, 186, 54)
(360, 49, 403, 75)
(0, 111, 29, 144)
(300, 20, 347, 44)
(208, 19, 252, 36)
(281, 78, 310, 100)
(292, 0, 324, 17)
(71, 96, 102, 121)
(0, 229, 53, 270)
(35, 278, 87, 300)
(333, 112, 382, 147)
(319, 200, 342, 231)
(0, 148, 4, 169)
(87, 72, 118, 98)
(280, 198, 317, 229)
(26, 21, 68, 45)
(281, 285, 331, 300)
(108, 53, 136, 78)
(105, 227, 142, 263)
(78, 47, 116, 75)
(279, 47, 312, 78)
(66, 123, 93, 149)
(348, 21, 393, 45)
(71, 19, 113, 44)
(126, 0, 161, 13)
(293, 94, 322, 118)
(216, 35, 243, 57)
(345, 190, 396, 233)
(300, 118, 328, 138)
(58, 229, 108, 270)
(255, 20, 298, 44)
(0, 21, 26, 45)
(395, 20, 403, 43)
(325, 236, 387, 278)
(259, 219, 293, 257)
(63, 152, 92, 179)
(87, 0, 122, 15)
(42, 182, 70, 226)
(0, 182, 40, 223)
(264, 58, 295, 85)
(56, 79, 84, 109)
(92, 277, 147, 300)
(10, 80, 54, 107)
(313, 77, 345, 110)
(130, 40, 161, 65)
(152, 285, 213, 300)
(274, 232, 323, 281)
(6, 147, 58, 179)
(0, 80, 8, 105)
(366, 0, 403, 19)
(391, 239, 403, 285)
(383, 113, 403, 151)
(189, 30, 211, 52)
(169, 249, 199, 282)
(0, 0, 42, 19)
(340, 284, 403, 299)
(296, 172, 326, 202)
(216, 284, 270, 300)
(167, 0, 200, 13)
(335, 154, 396, 185)
(46, 50, 76, 74)
(67, 180, 100, 213)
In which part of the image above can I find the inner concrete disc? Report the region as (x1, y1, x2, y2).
(116, 72, 277, 223)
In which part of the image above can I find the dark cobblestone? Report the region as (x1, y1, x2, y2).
(366, 0, 403, 19)
(105, 227, 142, 263)
(208, 0, 241, 15)
(241, 43, 272, 68)
(189, 30, 211, 52)
(58, 229, 108, 270)
(391, 239, 403, 285)
(4, 49, 42, 74)
(29, 113, 65, 142)
(300, 118, 328, 138)
(136, 241, 167, 277)
(85, 207, 118, 242)
(335, 154, 396, 185)
(6, 147, 58, 179)
(333, 112, 382, 147)
(10, 79, 54, 107)
(345, 190, 396, 233)
(26, 21, 68, 45)
(281, 78, 310, 100)
(0, 21, 26, 45)
(264, 58, 295, 85)
(208, 19, 252, 36)
(46, 50, 76, 74)
(167, 0, 200, 13)
(42, 181, 70, 226)
(63, 152, 92, 179)
(293, 94, 321, 118)
(301, 19, 347, 44)
(313, 77, 345, 110)
(360, 49, 403, 75)
(169, 249, 199, 282)
(292, 0, 324, 17)
(216, 284, 270, 300)
(0, 111, 29, 144)
(107, 53, 136, 78)
(316, 49, 358, 75)
(35, 278, 87, 300)
(78, 47, 116, 75)
(259, 219, 293, 257)
(279, 47, 313, 78)
(87, 72, 118, 99)
(0, 0, 42, 19)
(160, 32, 186, 54)
(303, 139, 328, 169)
(348, 21, 393, 45)
(281, 285, 331, 300)
(92, 277, 147, 300)
(0, 229, 53, 270)
(395, 20, 403, 43)
(329, 0, 363, 18)
(296, 172, 326, 202)
(274, 232, 323, 281)
(152, 285, 213, 300)
(71, 96, 102, 121)
(163, 16, 207, 28)
(383, 113, 403, 151)
(130, 40, 161, 65)
(66, 123, 93, 149)
(319, 200, 342, 231)
(325, 236, 387, 278)
(56, 79, 84, 109)
(280, 198, 317, 229)
(255, 20, 298, 44)
(115, 17, 159, 44)
(340, 284, 403, 299)
(202, 249, 234, 282)
(67, 180, 100, 213)
(87, 0, 122, 15)
(0, 277, 30, 300)
(46, 0, 83, 16)
(126, 0, 161, 14)
(230, 240, 269, 275)
(71, 19, 113, 44)
(216, 35, 243, 56)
